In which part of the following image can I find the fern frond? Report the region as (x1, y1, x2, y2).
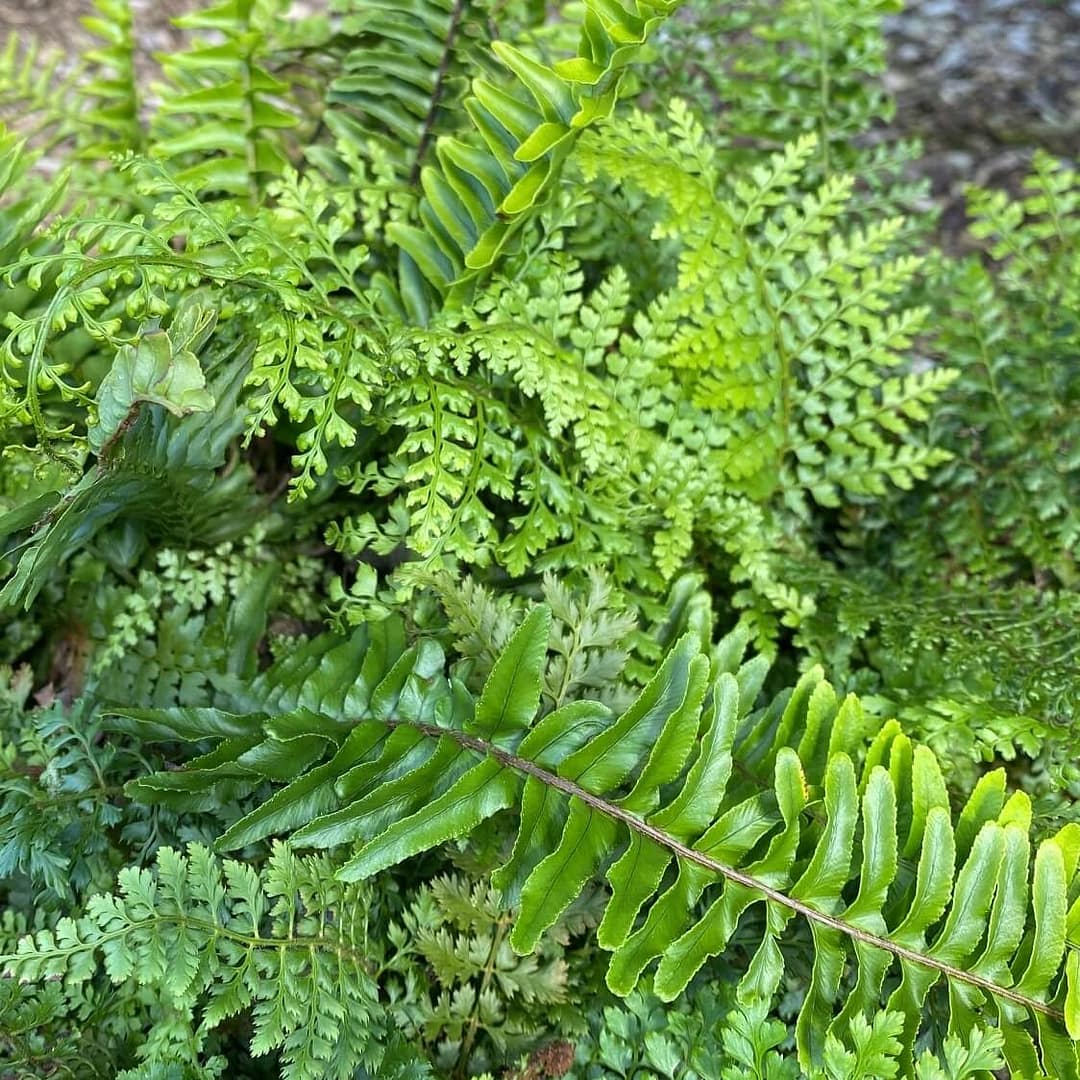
(0, 0, 144, 161)
(388, 0, 684, 297)
(0, 34, 83, 154)
(888, 155, 1080, 585)
(152, 0, 299, 201)
(78, 0, 146, 158)
(0, 843, 421, 1080)
(0, 307, 257, 611)
(316, 0, 494, 185)
(105, 606, 1080, 1076)
(581, 112, 954, 512)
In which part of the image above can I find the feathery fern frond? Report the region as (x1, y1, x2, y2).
(793, 563, 1080, 779)
(681, 0, 897, 172)
(104, 605, 1080, 1076)
(884, 154, 1080, 585)
(379, 872, 580, 1075)
(573, 989, 1007, 1080)
(0, 842, 423, 1080)
(580, 112, 954, 511)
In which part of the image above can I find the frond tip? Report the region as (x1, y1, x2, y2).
(101, 606, 1080, 1076)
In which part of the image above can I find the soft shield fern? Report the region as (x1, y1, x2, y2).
(98, 606, 1080, 1076)
(1, 842, 423, 1080)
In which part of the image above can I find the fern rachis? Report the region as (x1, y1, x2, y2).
(67, 605, 1080, 1076)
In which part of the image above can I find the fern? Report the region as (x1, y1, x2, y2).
(430, 569, 638, 710)
(786, 152, 1080, 797)
(0, 300, 258, 611)
(579, 109, 953, 510)
(571, 990, 1006, 1080)
(793, 565, 1080, 782)
(388, 0, 685, 299)
(315, 0, 497, 185)
(885, 154, 1080, 586)
(672, 0, 896, 170)
(0, 35, 84, 154)
(647, 0, 930, 234)
(0, 15, 949, 639)
(98, 605, 1080, 1076)
(0, 0, 143, 159)
(152, 0, 300, 201)
(1, 842, 423, 1080)
(379, 873, 582, 1076)
(0, 3, 1077, 1075)
(77, 0, 146, 158)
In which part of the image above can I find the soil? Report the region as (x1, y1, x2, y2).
(885, 0, 1080, 240)
(0, 0, 187, 52)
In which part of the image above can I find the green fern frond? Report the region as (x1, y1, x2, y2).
(581, 112, 954, 512)
(388, 0, 684, 297)
(0, 35, 84, 154)
(152, 0, 299, 201)
(378, 872, 577, 1075)
(102, 605, 1080, 1076)
(316, 0, 495, 185)
(0, 306, 257, 611)
(0, 842, 422, 1080)
(887, 154, 1080, 585)
(78, 0, 146, 158)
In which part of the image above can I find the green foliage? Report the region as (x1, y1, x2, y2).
(788, 152, 1080, 801)
(0, 0, 949, 638)
(153, 0, 300, 201)
(378, 873, 587, 1076)
(795, 568, 1080, 780)
(314, 0, 499, 184)
(0, 302, 258, 611)
(104, 604, 1080, 1076)
(0, 0, 143, 160)
(0, 0, 1077, 1076)
(660, 0, 896, 168)
(893, 153, 1080, 585)
(578, 114, 953, 510)
(388, 0, 685, 300)
(1, 842, 421, 1080)
(571, 991, 1006, 1080)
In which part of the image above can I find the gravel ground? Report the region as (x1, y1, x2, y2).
(0, 0, 186, 52)
(885, 0, 1080, 239)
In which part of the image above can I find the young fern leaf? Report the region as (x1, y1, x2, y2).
(108, 606, 1080, 1075)
(0, 312, 256, 611)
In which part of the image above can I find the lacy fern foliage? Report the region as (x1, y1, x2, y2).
(2, 843, 420, 1080)
(0, 0, 1077, 1076)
